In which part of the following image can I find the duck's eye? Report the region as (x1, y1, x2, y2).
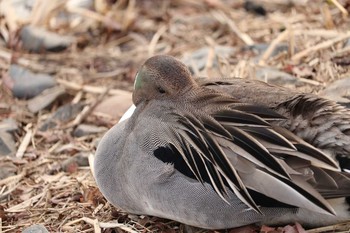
(157, 86, 166, 94)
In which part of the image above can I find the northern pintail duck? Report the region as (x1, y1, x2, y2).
(94, 55, 350, 229)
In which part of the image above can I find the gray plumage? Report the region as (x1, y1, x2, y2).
(94, 55, 350, 229)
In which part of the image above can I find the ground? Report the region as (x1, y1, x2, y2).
(0, 0, 350, 232)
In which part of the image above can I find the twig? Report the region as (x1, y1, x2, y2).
(56, 79, 131, 96)
(66, 6, 122, 30)
(0, 171, 25, 199)
(0, 48, 48, 71)
(63, 88, 109, 129)
(93, 219, 101, 233)
(291, 31, 350, 62)
(148, 25, 167, 56)
(64, 217, 138, 233)
(329, 0, 348, 16)
(90, 68, 127, 79)
(306, 221, 350, 232)
(297, 77, 323, 86)
(294, 29, 343, 38)
(259, 29, 290, 65)
(204, 36, 216, 73)
(212, 11, 254, 45)
(331, 44, 350, 57)
(16, 124, 33, 158)
(6, 192, 44, 212)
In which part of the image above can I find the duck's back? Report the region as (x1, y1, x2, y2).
(199, 78, 350, 168)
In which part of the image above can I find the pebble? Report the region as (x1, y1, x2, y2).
(244, 1, 267, 16)
(94, 93, 132, 121)
(27, 86, 66, 113)
(319, 77, 350, 105)
(255, 67, 302, 86)
(0, 131, 16, 157)
(0, 118, 18, 133)
(5, 65, 56, 99)
(0, 163, 17, 180)
(62, 153, 89, 173)
(20, 25, 74, 52)
(22, 224, 49, 233)
(39, 103, 84, 131)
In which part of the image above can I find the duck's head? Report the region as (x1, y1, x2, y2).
(132, 55, 197, 106)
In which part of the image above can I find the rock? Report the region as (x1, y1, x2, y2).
(0, 131, 16, 156)
(0, 163, 17, 180)
(0, 118, 18, 133)
(39, 103, 84, 131)
(22, 224, 49, 233)
(62, 153, 89, 173)
(20, 25, 74, 52)
(73, 124, 107, 137)
(5, 65, 56, 99)
(319, 77, 350, 106)
(27, 86, 66, 113)
(255, 67, 301, 86)
(244, 1, 267, 16)
(182, 46, 236, 73)
(94, 93, 132, 121)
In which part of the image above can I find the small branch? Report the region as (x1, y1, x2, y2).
(66, 6, 122, 30)
(291, 31, 350, 62)
(56, 79, 131, 96)
(212, 11, 254, 45)
(148, 25, 167, 57)
(259, 29, 290, 65)
(16, 124, 33, 158)
(63, 88, 109, 129)
(329, 0, 348, 16)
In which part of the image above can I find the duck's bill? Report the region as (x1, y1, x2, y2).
(119, 105, 136, 123)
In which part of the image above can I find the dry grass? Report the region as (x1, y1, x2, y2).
(0, 0, 350, 232)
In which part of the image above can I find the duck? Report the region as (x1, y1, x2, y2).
(94, 55, 350, 229)
(120, 69, 350, 170)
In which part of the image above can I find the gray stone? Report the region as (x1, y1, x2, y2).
(0, 163, 17, 180)
(8, 65, 56, 99)
(39, 103, 84, 131)
(255, 67, 301, 86)
(0, 131, 16, 157)
(20, 25, 74, 52)
(346, 39, 350, 47)
(0, 118, 18, 133)
(27, 86, 66, 113)
(94, 93, 133, 121)
(22, 224, 49, 233)
(319, 77, 350, 105)
(62, 153, 90, 173)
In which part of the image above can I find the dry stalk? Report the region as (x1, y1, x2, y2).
(211, 10, 254, 46)
(16, 124, 33, 158)
(148, 25, 168, 57)
(259, 29, 290, 65)
(329, 0, 349, 16)
(56, 79, 131, 96)
(292, 31, 350, 62)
